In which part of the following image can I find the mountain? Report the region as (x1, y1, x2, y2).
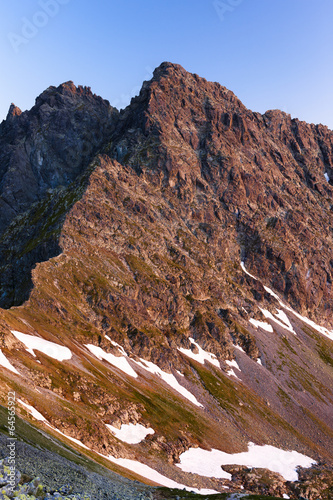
(0, 62, 332, 499)
(0, 82, 117, 307)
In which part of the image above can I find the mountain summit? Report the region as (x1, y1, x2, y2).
(0, 63, 332, 498)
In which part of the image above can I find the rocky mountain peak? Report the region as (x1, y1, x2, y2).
(108, 62, 333, 323)
(0, 82, 119, 307)
(6, 103, 22, 120)
(34, 80, 111, 110)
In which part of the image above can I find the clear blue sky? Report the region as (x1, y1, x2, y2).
(1, 0, 333, 129)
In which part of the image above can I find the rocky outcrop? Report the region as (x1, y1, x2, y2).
(0, 83, 118, 307)
(0, 82, 117, 234)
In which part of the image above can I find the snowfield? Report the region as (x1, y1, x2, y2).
(260, 308, 296, 335)
(225, 359, 241, 379)
(0, 349, 20, 374)
(134, 358, 204, 407)
(106, 423, 154, 444)
(18, 399, 89, 449)
(84, 344, 138, 378)
(18, 400, 46, 421)
(12, 331, 72, 361)
(104, 455, 220, 495)
(86, 340, 203, 407)
(178, 337, 221, 368)
(249, 318, 274, 332)
(241, 263, 333, 341)
(240, 261, 257, 280)
(177, 442, 316, 482)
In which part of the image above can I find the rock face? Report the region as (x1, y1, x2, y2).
(111, 62, 333, 323)
(0, 63, 333, 497)
(0, 82, 118, 306)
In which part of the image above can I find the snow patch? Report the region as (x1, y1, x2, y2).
(274, 309, 294, 331)
(134, 358, 203, 408)
(50, 426, 89, 449)
(263, 281, 333, 340)
(87, 341, 203, 406)
(177, 442, 316, 482)
(324, 172, 330, 182)
(105, 336, 127, 355)
(178, 337, 220, 368)
(226, 359, 241, 374)
(226, 359, 241, 379)
(249, 318, 274, 333)
(12, 331, 72, 361)
(240, 261, 258, 280)
(85, 344, 138, 378)
(103, 455, 220, 494)
(241, 258, 333, 338)
(18, 400, 89, 450)
(257, 358, 262, 365)
(284, 306, 333, 342)
(106, 423, 154, 444)
(0, 349, 20, 374)
(260, 309, 296, 335)
(227, 369, 240, 379)
(234, 344, 245, 353)
(18, 400, 46, 421)
(263, 285, 281, 302)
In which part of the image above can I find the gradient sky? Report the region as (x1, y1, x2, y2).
(1, 0, 333, 129)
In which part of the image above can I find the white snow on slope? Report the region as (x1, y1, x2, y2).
(12, 331, 72, 361)
(226, 369, 240, 379)
(0, 349, 20, 374)
(226, 359, 241, 379)
(284, 306, 333, 341)
(18, 400, 89, 449)
(249, 318, 274, 332)
(325, 172, 330, 182)
(240, 261, 257, 280)
(260, 309, 296, 335)
(177, 442, 316, 482)
(226, 359, 240, 370)
(134, 358, 203, 408)
(262, 286, 333, 341)
(84, 344, 138, 378)
(234, 344, 245, 353)
(263, 285, 281, 302)
(178, 338, 220, 368)
(106, 423, 154, 444)
(275, 309, 295, 331)
(105, 335, 127, 355)
(104, 455, 220, 495)
(50, 426, 89, 449)
(18, 400, 46, 421)
(87, 339, 203, 406)
(241, 262, 333, 340)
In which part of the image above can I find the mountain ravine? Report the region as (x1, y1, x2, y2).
(0, 62, 332, 499)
